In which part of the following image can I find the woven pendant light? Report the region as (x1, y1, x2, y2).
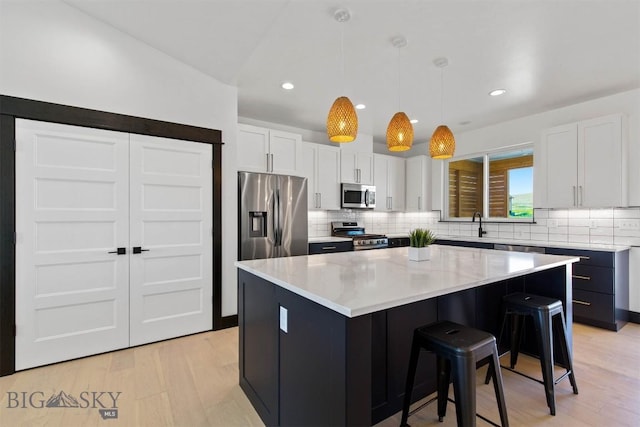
(327, 9, 358, 143)
(429, 125, 456, 159)
(386, 36, 413, 152)
(429, 57, 455, 159)
(327, 96, 358, 142)
(387, 112, 413, 151)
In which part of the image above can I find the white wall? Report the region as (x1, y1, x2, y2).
(0, 1, 240, 317)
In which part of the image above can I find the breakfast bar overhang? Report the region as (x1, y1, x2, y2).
(235, 245, 579, 426)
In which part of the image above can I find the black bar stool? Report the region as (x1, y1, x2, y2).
(485, 292, 578, 415)
(400, 320, 509, 427)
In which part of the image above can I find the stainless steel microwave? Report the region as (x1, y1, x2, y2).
(341, 183, 376, 209)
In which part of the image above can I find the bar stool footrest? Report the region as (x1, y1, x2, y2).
(406, 396, 503, 427)
(500, 365, 575, 387)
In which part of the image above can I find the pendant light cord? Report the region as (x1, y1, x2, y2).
(341, 23, 345, 94)
(397, 46, 401, 112)
(440, 66, 444, 123)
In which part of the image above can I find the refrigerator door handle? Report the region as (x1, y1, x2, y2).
(271, 191, 278, 247)
(275, 188, 282, 246)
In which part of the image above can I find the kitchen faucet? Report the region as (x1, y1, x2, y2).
(472, 211, 487, 238)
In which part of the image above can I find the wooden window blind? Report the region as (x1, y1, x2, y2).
(448, 159, 483, 217)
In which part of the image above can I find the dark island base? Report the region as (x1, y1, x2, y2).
(238, 265, 572, 426)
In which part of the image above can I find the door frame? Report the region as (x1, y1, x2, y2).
(0, 95, 227, 376)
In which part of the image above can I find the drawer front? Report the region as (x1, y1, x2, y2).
(308, 241, 353, 254)
(572, 264, 614, 294)
(388, 237, 410, 247)
(572, 289, 614, 323)
(546, 247, 613, 268)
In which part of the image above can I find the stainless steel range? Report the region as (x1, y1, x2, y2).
(331, 221, 388, 250)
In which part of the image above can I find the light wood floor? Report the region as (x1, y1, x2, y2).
(1, 322, 639, 426)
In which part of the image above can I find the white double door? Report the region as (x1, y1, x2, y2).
(15, 119, 212, 370)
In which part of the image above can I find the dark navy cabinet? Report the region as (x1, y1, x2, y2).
(546, 247, 629, 331)
(309, 241, 353, 254)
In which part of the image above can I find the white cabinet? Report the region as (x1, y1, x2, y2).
(405, 155, 430, 211)
(538, 114, 626, 208)
(237, 124, 301, 175)
(374, 154, 405, 211)
(300, 142, 341, 210)
(341, 151, 373, 184)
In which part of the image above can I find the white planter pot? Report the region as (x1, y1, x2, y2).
(408, 246, 430, 261)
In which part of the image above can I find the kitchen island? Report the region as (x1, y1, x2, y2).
(235, 245, 578, 426)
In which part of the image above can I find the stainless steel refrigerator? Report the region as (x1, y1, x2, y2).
(238, 171, 308, 260)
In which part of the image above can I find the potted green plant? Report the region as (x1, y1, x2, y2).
(408, 228, 436, 261)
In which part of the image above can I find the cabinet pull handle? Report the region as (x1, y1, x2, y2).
(418, 196, 421, 210)
(572, 299, 592, 306)
(572, 274, 591, 280)
(578, 256, 590, 260)
(389, 196, 393, 210)
(270, 154, 274, 172)
(322, 246, 337, 250)
(266, 153, 270, 171)
(579, 185, 583, 206)
(354, 169, 357, 183)
(573, 186, 576, 206)
(318, 193, 322, 208)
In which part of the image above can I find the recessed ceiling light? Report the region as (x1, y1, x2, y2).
(355, 104, 366, 110)
(489, 89, 506, 96)
(281, 82, 294, 90)
(410, 119, 419, 124)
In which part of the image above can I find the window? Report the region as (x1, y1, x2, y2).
(446, 146, 534, 220)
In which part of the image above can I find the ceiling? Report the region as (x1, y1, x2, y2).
(65, 0, 640, 147)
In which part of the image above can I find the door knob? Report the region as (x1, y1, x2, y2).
(132, 246, 150, 254)
(108, 247, 126, 255)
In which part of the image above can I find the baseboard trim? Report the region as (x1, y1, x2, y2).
(628, 310, 640, 325)
(217, 314, 238, 330)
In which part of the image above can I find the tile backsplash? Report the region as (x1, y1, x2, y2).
(308, 211, 440, 237)
(308, 208, 640, 246)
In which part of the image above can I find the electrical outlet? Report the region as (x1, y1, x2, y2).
(619, 219, 640, 230)
(547, 219, 558, 228)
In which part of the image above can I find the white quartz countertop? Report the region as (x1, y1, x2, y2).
(235, 245, 579, 318)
